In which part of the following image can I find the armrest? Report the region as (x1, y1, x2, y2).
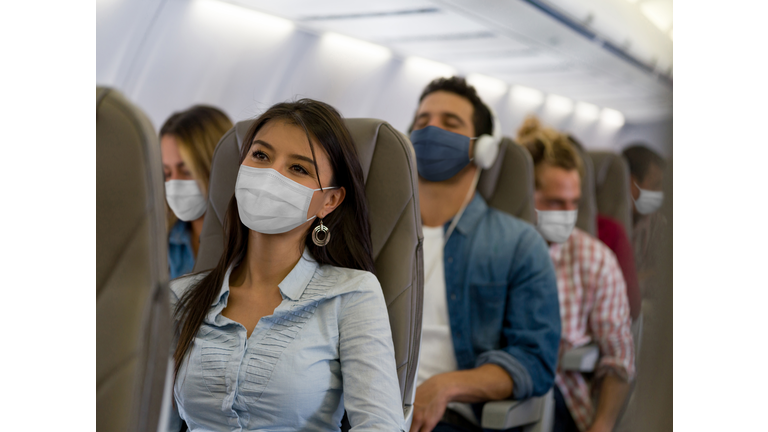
(481, 389, 554, 431)
(560, 344, 599, 372)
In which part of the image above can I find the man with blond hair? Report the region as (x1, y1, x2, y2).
(519, 118, 635, 432)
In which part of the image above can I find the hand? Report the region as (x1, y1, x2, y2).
(409, 374, 453, 432)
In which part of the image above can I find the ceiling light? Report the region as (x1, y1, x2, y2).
(510, 85, 544, 106)
(640, 0, 673, 33)
(404, 57, 457, 80)
(467, 73, 508, 100)
(194, 0, 294, 35)
(575, 101, 600, 122)
(320, 32, 392, 64)
(600, 108, 625, 128)
(545, 94, 574, 115)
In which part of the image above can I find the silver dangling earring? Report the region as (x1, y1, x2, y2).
(312, 218, 330, 247)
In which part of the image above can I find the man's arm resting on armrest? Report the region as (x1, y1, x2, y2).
(587, 372, 630, 432)
(409, 364, 513, 432)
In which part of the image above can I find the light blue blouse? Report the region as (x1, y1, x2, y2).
(166, 249, 405, 432)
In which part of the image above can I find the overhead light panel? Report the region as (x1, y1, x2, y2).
(575, 101, 599, 122)
(320, 32, 392, 64)
(600, 108, 625, 128)
(198, 0, 294, 35)
(545, 94, 574, 115)
(510, 85, 544, 106)
(404, 57, 457, 79)
(467, 73, 508, 100)
(640, 0, 673, 33)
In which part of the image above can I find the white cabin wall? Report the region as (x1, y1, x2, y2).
(96, 0, 671, 155)
(616, 117, 673, 158)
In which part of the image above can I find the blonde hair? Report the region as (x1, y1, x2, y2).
(516, 116, 582, 186)
(161, 105, 233, 228)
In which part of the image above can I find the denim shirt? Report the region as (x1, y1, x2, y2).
(443, 193, 561, 400)
(168, 220, 195, 280)
(166, 249, 405, 432)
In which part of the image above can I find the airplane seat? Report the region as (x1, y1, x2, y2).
(574, 147, 598, 236)
(96, 87, 172, 432)
(477, 137, 536, 224)
(588, 151, 633, 238)
(474, 137, 554, 431)
(193, 118, 424, 429)
(588, 150, 642, 427)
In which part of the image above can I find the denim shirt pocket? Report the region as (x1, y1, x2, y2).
(469, 282, 508, 351)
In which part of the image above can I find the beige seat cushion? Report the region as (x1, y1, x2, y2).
(96, 87, 171, 432)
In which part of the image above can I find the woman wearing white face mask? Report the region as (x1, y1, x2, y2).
(165, 99, 404, 432)
(160, 105, 233, 279)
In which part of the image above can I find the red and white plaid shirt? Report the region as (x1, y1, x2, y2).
(549, 228, 635, 432)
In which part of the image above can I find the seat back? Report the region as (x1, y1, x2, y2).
(96, 87, 171, 432)
(588, 151, 634, 238)
(477, 137, 536, 223)
(574, 147, 597, 236)
(193, 118, 424, 416)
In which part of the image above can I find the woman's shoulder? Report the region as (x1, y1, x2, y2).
(168, 271, 210, 302)
(314, 264, 382, 298)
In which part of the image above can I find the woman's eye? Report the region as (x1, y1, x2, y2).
(252, 150, 269, 161)
(291, 164, 308, 175)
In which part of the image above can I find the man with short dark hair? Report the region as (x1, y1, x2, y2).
(408, 76, 561, 432)
(622, 144, 667, 297)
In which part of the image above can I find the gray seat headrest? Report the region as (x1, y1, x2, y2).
(96, 86, 171, 432)
(588, 151, 633, 238)
(194, 117, 424, 409)
(477, 137, 536, 224)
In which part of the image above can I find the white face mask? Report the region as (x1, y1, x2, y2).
(633, 182, 664, 215)
(165, 180, 207, 221)
(235, 166, 336, 235)
(535, 209, 578, 243)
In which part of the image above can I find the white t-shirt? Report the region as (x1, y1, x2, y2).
(417, 226, 459, 387)
(417, 226, 478, 425)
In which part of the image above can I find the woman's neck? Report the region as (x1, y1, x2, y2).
(230, 228, 307, 292)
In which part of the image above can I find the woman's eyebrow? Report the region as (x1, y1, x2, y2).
(252, 139, 274, 150)
(290, 154, 315, 165)
(252, 139, 315, 166)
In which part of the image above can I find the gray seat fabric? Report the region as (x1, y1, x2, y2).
(476, 138, 552, 431)
(588, 151, 633, 239)
(193, 118, 424, 417)
(574, 147, 597, 236)
(96, 87, 171, 432)
(477, 137, 536, 224)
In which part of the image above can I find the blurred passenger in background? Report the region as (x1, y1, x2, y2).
(408, 76, 561, 432)
(167, 99, 404, 431)
(160, 105, 233, 279)
(519, 120, 634, 432)
(622, 144, 667, 297)
(558, 133, 641, 321)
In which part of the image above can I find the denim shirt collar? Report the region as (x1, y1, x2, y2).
(451, 192, 489, 236)
(208, 248, 319, 321)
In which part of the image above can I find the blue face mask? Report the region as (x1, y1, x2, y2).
(410, 126, 472, 182)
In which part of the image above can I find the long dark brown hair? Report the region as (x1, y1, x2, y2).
(172, 99, 374, 380)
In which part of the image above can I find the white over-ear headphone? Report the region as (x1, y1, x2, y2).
(473, 104, 502, 169)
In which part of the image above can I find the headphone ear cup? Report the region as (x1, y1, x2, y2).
(473, 135, 499, 169)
